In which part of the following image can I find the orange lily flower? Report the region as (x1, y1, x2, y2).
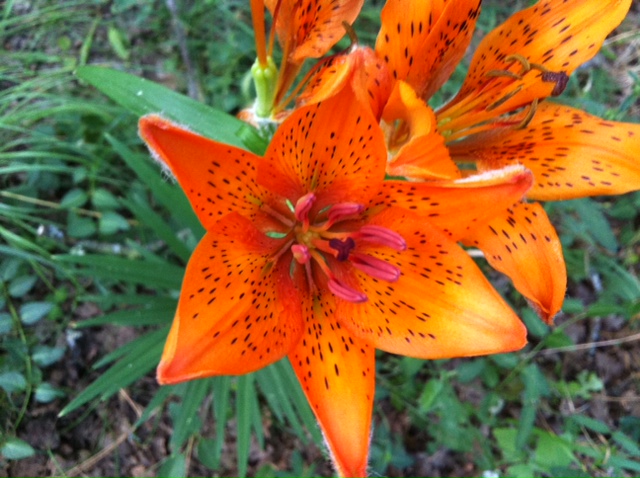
(303, 0, 639, 323)
(139, 87, 533, 477)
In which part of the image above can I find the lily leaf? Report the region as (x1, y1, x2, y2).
(74, 66, 266, 154)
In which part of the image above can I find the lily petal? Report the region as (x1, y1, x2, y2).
(157, 213, 303, 383)
(449, 102, 640, 200)
(383, 81, 460, 179)
(452, 0, 632, 103)
(258, 86, 387, 210)
(289, 293, 375, 478)
(375, 0, 481, 99)
(337, 208, 527, 358)
(463, 202, 566, 324)
(371, 165, 533, 240)
(139, 115, 275, 230)
(266, 0, 364, 62)
(298, 46, 392, 120)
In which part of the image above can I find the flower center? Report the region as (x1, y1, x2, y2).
(264, 193, 406, 303)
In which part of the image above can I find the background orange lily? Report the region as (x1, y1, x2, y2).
(298, 0, 639, 324)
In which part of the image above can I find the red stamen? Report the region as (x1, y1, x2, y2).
(349, 253, 401, 282)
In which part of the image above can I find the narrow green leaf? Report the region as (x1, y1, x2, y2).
(256, 363, 306, 441)
(92, 326, 166, 369)
(613, 431, 640, 457)
(75, 66, 265, 153)
(122, 198, 191, 263)
(54, 254, 184, 290)
(280, 359, 322, 444)
(170, 379, 210, 451)
(211, 375, 232, 470)
(74, 299, 176, 328)
(236, 374, 255, 478)
(59, 327, 166, 416)
(569, 415, 610, 435)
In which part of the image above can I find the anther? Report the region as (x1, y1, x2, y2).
(292, 244, 311, 264)
(294, 192, 316, 223)
(329, 237, 356, 261)
(358, 225, 406, 251)
(350, 253, 401, 282)
(541, 70, 569, 96)
(327, 278, 368, 303)
(327, 202, 364, 225)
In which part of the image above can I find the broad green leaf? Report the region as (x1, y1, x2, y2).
(20, 301, 53, 325)
(35, 382, 66, 403)
(1, 438, 35, 460)
(75, 66, 266, 154)
(494, 427, 525, 463)
(0, 371, 27, 394)
(418, 378, 444, 413)
(92, 187, 120, 209)
(67, 212, 96, 238)
(534, 431, 576, 468)
(210, 375, 232, 470)
(32, 345, 65, 367)
(60, 188, 88, 208)
(158, 453, 186, 478)
(0, 313, 12, 334)
(98, 210, 130, 235)
(8, 274, 37, 297)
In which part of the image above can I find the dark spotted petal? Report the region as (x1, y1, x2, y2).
(336, 208, 527, 359)
(449, 102, 640, 200)
(463, 202, 566, 324)
(157, 213, 303, 383)
(288, 292, 375, 478)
